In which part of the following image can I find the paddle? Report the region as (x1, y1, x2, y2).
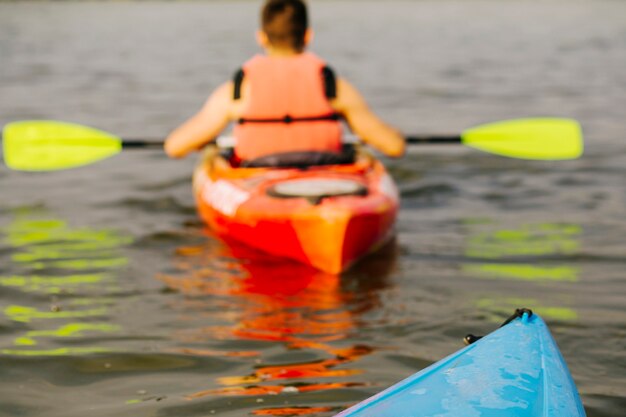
(2, 118, 583, 171)
(406, 118, 583, 161)
(2, 120, 162, 172)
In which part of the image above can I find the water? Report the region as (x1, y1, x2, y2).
(1, 1, 625, 416)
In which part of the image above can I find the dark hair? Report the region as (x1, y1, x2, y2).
(262, 0, 308, 51)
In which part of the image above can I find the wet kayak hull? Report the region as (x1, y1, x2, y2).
(193, 148, 399, 273)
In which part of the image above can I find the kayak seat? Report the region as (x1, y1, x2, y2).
(220, 144, 356, 169)
(267, 177, 368, 205)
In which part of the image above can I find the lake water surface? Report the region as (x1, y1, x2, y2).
(1, 1, 625, 416)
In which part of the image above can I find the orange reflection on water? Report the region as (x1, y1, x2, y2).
(187, 381, 367, 399)
(171, 347, 260, 358)
(159, 233, 396, 411)
(218, 345, 372, 386)
(160, 239, 358, 350)
(253, 406, 337, 416)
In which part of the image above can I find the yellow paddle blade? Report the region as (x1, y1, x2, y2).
(3, 121, 122, 171)
(462, 118, 583, 160)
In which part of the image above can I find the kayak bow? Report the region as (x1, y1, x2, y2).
(335, 310, 586, 417)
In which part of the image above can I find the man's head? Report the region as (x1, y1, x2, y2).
(259, 0, 310, 52)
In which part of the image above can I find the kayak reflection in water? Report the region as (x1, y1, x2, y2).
(158, 234, 397, 410)
(164, 0, 405, 165)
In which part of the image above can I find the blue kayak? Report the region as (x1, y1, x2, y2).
(335, 310, 586, 417)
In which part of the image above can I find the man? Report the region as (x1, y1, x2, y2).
(165, 0, 405, 163)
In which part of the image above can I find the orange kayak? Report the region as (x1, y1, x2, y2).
(192, 147, 399, 274)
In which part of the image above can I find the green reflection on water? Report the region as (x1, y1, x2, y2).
(14, 323, 120, 346)
(0, 273, 108, 293)
(465, 223, 581, 259)
(462, 263, 577, 282)
(6, 219, 132, 247)
(464, 221, 582, 323)
(0, 211, 132, 356)
(1, 347, 113, 356)
(5, 305, 110, 323)
(13, 257, 128, 270)
(463, 221, 581, 282)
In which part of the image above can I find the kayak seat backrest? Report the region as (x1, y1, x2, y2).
(227, 144, 356, 169)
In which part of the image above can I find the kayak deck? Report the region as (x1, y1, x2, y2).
(335, 311, 586, 417)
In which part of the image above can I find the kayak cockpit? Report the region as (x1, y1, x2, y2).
(220, 143, 357, 169)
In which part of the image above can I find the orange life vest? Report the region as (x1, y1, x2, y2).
(233, 52, 343, 161)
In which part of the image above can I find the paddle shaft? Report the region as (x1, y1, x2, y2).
(119, 136, 462, 149)
(405, 135, 461, 144)
(122, 140, 164, 149)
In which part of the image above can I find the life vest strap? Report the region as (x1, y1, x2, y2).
(321, 66, 336, 99)
(233, 68, 245, 100)
(237, 112, 340, 125)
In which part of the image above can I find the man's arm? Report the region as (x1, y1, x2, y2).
(164, 82, 234, 158)
(332, 78, 405, 157)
